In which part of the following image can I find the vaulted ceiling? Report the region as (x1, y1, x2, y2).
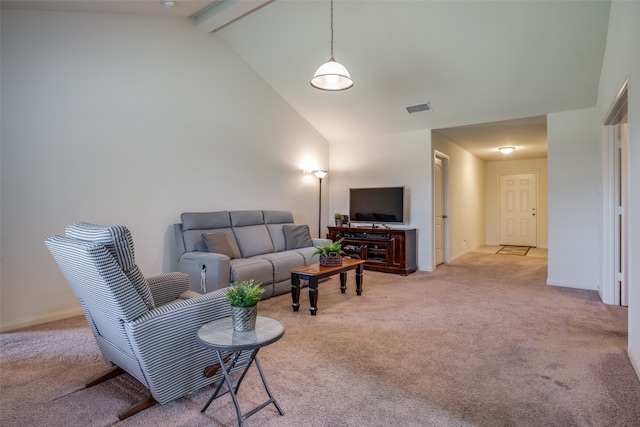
(2, 0, 611, 161)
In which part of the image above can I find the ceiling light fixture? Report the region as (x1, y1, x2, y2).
(498, 147, 515, 154)
(310, 0, 353, 91)
(161, 0, 174, 7)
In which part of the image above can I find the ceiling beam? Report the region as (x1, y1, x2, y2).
(193, 0, 274, 33)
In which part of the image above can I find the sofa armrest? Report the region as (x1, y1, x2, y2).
(178, 251, 231, 293)
(146, 272, 189, 307)
(312, 238, 332, 246)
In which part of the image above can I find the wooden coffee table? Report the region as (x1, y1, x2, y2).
(289, 258, 365, 315)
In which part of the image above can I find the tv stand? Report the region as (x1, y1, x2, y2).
(328, 226, 417, 275)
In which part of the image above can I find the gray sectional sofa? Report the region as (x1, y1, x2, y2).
(174, 210, 329, 297)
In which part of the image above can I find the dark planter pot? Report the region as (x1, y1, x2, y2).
(231, 305, 258, 331)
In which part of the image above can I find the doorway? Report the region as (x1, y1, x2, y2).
(434, 152, 449, 266)
(499, 173, 538, 247)
(602, 81, 628, 306)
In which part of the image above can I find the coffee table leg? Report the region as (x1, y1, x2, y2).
(356, 264, 363, 296)
(291, 273, 300, 312)
(309, 277, 318, 315)
(340, 272, 347, 293)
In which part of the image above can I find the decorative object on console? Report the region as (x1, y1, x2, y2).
(334, 213, 344, 227)
(313, 237, 346, 266)
(225, 279, 264, 331)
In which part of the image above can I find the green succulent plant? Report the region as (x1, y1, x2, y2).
(313, 237, 346, 257)
(334, 213, 344, 220)
(225, 279, 264, 307)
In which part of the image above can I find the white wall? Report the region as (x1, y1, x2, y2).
(328, 130, 433, 271)
(484, 159, 548, 248)
(596, 0, 640, 378)
(0, 10, 330, 331)
(547, 108, 601, 290)
(431, 132, 485, 260)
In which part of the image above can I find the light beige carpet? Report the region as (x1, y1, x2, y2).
(1, 252, 638, 427)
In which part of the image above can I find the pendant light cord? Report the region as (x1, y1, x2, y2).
(330, 0, 334, 60)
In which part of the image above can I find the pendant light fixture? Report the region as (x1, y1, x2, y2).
(310, 0, 353, 91)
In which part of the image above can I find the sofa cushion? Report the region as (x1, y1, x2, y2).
(194, 239, 208, 252)
(181, 212, 236, 253)
(230, 210, 264, 227)
(65, 222, 155, 310)
(267, 224, 287, 252)
(263, 210, 294, 224)
(293, 246, 320, 265)
(283, 224, 313, 250)
(258, 251, 305, 283)
(233, 225, 275, 258)
(181, 211, 231, 230)
(264, 211, 295, 251)
(229, 258, 274, 287)
(202, 232, 236, 259)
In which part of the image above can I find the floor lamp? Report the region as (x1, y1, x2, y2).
(313, 170, 328, 238)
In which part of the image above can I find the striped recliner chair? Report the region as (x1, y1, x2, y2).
(44, 222, 249, 420)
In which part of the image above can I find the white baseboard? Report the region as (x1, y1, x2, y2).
(450, 249, 471, 263)
(0, 307, 84, 333)
(546, 277, 597, 291)
(629, 346, 640, 381)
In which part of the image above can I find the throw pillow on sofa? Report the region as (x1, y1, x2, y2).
(283, 224, 313, 250)
(202, 232, 236, 258)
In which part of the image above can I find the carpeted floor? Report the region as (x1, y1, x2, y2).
(1, 252, 638, 427)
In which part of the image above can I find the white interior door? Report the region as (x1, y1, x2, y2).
(602, 81, 628, 307)
(618, 123, 629, 306)
(499, 173, 537, 247)
(434, 158, 444, 265)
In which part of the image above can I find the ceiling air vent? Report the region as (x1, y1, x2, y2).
(406, 102, 432, 114)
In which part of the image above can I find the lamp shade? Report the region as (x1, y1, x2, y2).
(310, 59, 354, 91)
(313, 170, 328, 179)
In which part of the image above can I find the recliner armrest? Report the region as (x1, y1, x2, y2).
(124, 288, 232, 363)
(146, 272, 189, 307)
(123, 288, 236, 403)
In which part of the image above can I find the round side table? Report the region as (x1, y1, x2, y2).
(196, 315, 285, 426)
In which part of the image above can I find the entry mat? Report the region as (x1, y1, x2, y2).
(497, 246, 530, 256)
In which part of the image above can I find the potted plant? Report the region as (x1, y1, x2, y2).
(225, 279, 264, 331)
(313, 237, 346, 266)
(334, 213, 345, 227)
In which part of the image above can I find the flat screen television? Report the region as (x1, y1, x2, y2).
(349, 187, 405, 224)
